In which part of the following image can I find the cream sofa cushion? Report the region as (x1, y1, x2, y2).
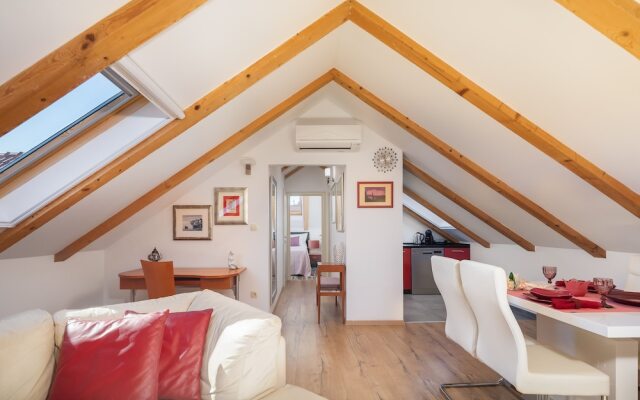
(52, 291, 198, 349)
(188, 290, 282, 400)
(0, 309, 54, 400)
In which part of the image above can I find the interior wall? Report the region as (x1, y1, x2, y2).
(102, 100, 404, 321)
(471, 244, 640, 289)
(402, 212, 446, 244)
(0, 250, 105, 318)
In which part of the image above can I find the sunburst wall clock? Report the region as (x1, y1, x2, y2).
(372, 147, 398, 173)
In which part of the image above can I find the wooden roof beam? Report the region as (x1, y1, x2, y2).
(555, 0, 640, 61)
(331, 69, 605, 258)
(404, 187, 490, 248)
(402, 205, 460, 244)
(0, 3, 350, 254)
(0, 0, 206, 137)
(53, 72, 333, 261)
(349, 0, 640, 218)
(285, 166, 304, 179)
(404, 158, 535, 252)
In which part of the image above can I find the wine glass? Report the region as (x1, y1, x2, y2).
(593, 277, 614, 308)
(542, 266, 557, 284)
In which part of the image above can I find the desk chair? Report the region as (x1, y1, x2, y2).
(460, 260, 609, 400)
(316, 263, 345, 324)
(140, 260, 176, 299)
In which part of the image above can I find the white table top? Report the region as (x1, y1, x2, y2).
(508, 293, 640, 339)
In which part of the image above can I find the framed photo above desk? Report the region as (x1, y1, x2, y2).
(173, 205, 212, 240)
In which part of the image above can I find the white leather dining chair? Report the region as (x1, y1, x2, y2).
(431, 256, 519, 399)
(624, 254, 640, 292)
(460, 260, 610, 399)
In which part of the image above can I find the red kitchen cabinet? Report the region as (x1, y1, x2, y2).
(444, 247, 470, 261)
(403, 248, 412, 293)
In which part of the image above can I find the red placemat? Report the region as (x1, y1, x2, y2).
(509, 290, 640, 313)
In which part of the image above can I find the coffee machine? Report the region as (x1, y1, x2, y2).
(423, 229, 434, 245)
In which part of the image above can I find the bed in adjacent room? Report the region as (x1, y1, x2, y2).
(290, 231, 312, 277)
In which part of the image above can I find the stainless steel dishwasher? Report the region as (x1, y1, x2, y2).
(411, 247, 443, 294)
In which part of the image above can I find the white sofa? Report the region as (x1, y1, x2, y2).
(0, 290, 325, 400)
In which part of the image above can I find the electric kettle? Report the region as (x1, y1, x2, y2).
(414, 232, 425, 245)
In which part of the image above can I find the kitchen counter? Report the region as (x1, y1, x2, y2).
(402, 242, 470, 249)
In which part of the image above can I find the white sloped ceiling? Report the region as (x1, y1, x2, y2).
(0, 0, 638, 258)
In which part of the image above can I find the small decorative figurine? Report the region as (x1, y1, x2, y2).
(147, 247, 161, 262)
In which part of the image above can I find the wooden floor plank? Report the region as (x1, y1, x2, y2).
(274, 280, 526, 399)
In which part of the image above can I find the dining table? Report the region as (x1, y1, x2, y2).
(508, 289, 640, 400)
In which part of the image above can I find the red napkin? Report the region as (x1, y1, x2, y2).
(551, 298, 601, 309)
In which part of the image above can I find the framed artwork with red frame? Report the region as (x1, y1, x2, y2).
(214, 187, 248, 225)
(357, 181, 393, 208)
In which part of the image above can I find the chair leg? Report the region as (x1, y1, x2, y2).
(335, 296, 338, 306)
(440, 378, 522, 400)
(342, 294, 345, 323)
(317, 297, 320, 324)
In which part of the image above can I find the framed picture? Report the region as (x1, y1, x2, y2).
(357, 181, 393, 208)
(173, 205, 212, 240)
(214, 187, 248, 225)
(289, 195, 303, 216)
(335, 174, 344, 232)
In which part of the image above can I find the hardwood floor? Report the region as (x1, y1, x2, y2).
(274, 280, 534, 399)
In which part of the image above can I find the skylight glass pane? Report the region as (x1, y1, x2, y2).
(0, 73, 124, 171)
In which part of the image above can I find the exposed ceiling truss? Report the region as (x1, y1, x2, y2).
(404, 186, 490, 248)
(555, 0, 640, 61)
(403, 159, 535, 252)
(0, 0, 206, 138)
(1, 0, 632, 258)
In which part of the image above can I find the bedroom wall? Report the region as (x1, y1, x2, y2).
(102, 102, 404, 321)
(0, 250, 105, 318)
(471, 244, 640, 289)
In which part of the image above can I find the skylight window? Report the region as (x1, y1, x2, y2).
(0, 69, 138, 177)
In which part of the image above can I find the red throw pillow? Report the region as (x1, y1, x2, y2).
(126, 309, 213, 400)
(48, 311, 169, 400)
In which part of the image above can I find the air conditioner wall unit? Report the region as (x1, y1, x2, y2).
(295, 118, 362, 151)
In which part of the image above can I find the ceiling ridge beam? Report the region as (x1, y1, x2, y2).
(404, 158, 535, 252)
(285, 166, 305, 179)
(348, 0, 640, 218)
(0, 0, 207, 138)
(402, 205, 460, 244)
(331, 69, 605, 258)
(53, 72, 333, 262)
(0, 2, 350, 254)
(404, 187, 490, 248)
(555, 0, 640, 61)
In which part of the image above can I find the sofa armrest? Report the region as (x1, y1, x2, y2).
(276, 337, 286, 389)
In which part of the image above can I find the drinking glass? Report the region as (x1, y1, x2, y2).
(542, 266, 557, 284)
(593, 277, 614, 308)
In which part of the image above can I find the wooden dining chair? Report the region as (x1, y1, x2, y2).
(316, 263, 346, 324)
(140, 260, 176, 299)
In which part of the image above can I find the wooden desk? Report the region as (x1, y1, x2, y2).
(119, 267, 246, 301)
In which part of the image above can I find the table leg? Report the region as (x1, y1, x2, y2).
(130, 289, 136, 302)
(234, 275, 239, 300)
(537, 315, 638, 400)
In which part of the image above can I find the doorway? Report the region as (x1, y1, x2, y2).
(286, 193, 327, 278)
